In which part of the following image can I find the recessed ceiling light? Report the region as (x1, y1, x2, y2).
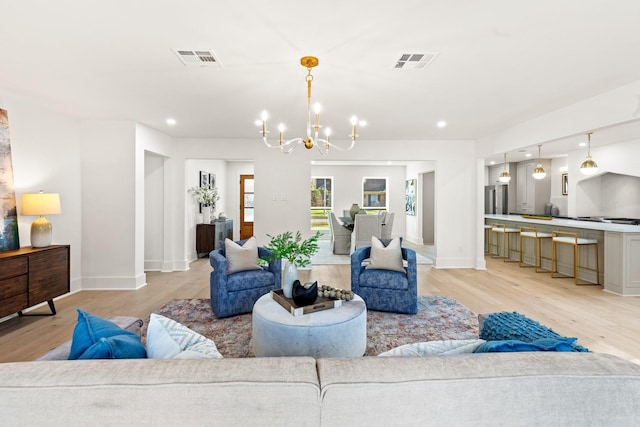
(525, 153, 532, 157)
(436, 120, 446, 128)
(490, 161, 495, 165)
(579, 142, 587, 147)
(166, 118, 177, 125)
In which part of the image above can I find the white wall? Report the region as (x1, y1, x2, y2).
(421, 172, 435, 245)
(135, 125, 175, 274)
(2, 94, 83, 292)
(549, 157, 568, 216)
(144, 152, 164, 271)
(80, 121, 140, 289)
(406, 161, 436, 245)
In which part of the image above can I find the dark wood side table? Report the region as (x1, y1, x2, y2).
(0, 245, 70, 317)
(196, 219, 234, 257)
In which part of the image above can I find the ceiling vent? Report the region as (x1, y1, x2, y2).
(394, 52, 438, 70)
(172, 49, 222, 68)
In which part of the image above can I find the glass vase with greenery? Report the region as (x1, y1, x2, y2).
(263, 230, 322, 268)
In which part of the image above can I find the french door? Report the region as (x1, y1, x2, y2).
(239, 174, 254, 239)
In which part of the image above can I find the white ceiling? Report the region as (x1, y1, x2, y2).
(2, 1, 640, 161)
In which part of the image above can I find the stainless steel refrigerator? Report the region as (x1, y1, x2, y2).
(485, 185, 509, 214)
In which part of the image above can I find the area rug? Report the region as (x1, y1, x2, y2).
(142, 296, 478, 357)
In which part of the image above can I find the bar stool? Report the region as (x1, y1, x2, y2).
(519, 226, 552, 272)
(490, 224, 520, 262)
(484, 224, 492, 254)
(550, 231, 600, 285)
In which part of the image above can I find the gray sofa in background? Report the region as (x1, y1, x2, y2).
(2, 352, 639, 426)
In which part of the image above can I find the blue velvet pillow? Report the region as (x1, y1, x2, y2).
(68, 309, 146, 360)
(479, 311, 589, 352)
(474, 337, 577, 353)
(78, 334, 147, 359)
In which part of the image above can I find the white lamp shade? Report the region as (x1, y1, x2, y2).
(21, 193, 61, 216)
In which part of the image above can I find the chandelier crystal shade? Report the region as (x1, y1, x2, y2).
(580, 132, 599, 176)
(498, 152, 511, 183)
(256, 56, 365, 155)
(532, 144, 547, 180)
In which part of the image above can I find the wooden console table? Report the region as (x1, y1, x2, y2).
(196, 220, 233, 257)
(0, 245, 70, 317)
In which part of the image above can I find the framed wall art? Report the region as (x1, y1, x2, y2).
(0, 109, 20, 251)
(405, 179, 417, 216)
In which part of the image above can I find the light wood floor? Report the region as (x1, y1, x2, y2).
(1, 255, 639, 363)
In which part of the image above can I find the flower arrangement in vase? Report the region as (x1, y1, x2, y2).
(187, 183, 220, 223)
(262, 230, 322, 298)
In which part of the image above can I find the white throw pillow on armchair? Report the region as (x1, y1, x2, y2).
(225, 236, 262, 274)
(366, 236, 405, 273)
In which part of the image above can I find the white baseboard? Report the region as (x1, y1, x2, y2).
(81, 273, 147, 290)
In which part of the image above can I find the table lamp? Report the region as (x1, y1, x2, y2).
(21, 191, 62, 248)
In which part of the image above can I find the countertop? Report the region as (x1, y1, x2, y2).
(485, 214, 640, 233)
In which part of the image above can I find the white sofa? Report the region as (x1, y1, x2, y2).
(1, 352, 639, 426)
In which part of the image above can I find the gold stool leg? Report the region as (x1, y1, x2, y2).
(595, 243, 600, 285)
(573, 243, 579, 285)
(551, 239, 556, 277)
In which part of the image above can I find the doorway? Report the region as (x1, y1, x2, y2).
(421, 171, 435, 245)
(240, 174, 254, 239)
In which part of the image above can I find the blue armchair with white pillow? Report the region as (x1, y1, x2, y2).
(350, 237, 418, 314)
(210, 237, 281, 318)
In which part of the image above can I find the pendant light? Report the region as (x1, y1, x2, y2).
(532, 145, 547, 180)
(580, 132, 598, 176)
(498, 152, 511, 183)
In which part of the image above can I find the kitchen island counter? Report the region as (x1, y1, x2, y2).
(485, 214, 640, 296)
(485, 214, 640, 233)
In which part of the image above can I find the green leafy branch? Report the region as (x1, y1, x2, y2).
(263, 230, 322, 268)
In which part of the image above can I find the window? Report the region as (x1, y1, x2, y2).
(362, 177, 387, 212)
(311, 177, 332, 229)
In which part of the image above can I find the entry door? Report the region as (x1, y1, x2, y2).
(240, 174, 254, 239)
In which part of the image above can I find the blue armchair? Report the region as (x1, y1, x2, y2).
(350, 245, 418, 314)
(209, 241, 281, 318)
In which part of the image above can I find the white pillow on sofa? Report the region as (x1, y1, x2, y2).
(225, 237, 262, 274)
(366, 236, 405, 273)
(146, 313, 223, 359)
(378, 339, 486, 357)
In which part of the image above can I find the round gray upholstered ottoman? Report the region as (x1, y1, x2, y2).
(252, 293, 367, 358)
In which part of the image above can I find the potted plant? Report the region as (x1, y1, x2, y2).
(187, 183, 220, 223)
(263, 230, 322, 298)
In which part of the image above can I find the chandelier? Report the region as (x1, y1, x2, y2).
(256, 56, 365, 155)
